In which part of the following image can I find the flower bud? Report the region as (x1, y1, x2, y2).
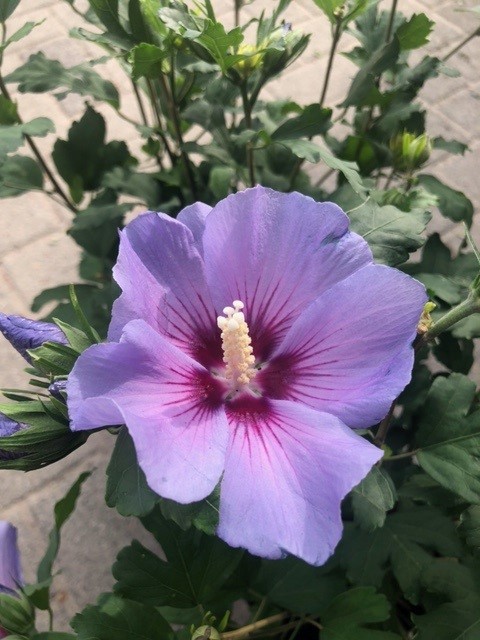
(417, 301, 436, 335)
(192, 625, 221, 640)
(390, 132, 432, 173)
(0, 314, 67, 364)
(0, 522, 33, 638)
(232, 43, 264, 78)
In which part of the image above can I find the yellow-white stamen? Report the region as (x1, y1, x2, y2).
(217, 300, 256, 387)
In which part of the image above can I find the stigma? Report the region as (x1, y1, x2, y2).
(217, 300, 256, 388)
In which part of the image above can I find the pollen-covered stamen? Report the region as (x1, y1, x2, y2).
(217, 300, 256, 387)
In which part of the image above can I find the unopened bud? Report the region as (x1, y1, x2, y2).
(232, 43, 264, 78)
(417, 301, 436, 335)
(390, 132, 432, 173)
(192, 626, 221, 640)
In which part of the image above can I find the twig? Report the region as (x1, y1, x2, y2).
(241, 82, 256, 187)
(222, 614, 287, 640)
(442, 26, 480, 62)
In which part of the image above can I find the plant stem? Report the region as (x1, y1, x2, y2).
(374, 400, 396, 447)
(385, 0, 399, 43)
(146, 78, 177, 167)
(131, 79, 149, 128)
(319, 16, 343, 105)
(424, 295, 480, 341)
(288, 15, 343, 191)
(0, 73, 76, 213)
(222, 614, 287, 640)
(234, 0, 242, 28)
(384, 449, 418, 462)
(165, 58, 197, 199)
(241, 82, 256, 187)
(442, 26, 480, 62)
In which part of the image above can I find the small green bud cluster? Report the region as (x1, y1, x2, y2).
(390, 132, 432, 173)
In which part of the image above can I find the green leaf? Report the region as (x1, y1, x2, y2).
(0, 125, 23, 157)
(339, 503, 461, 603)
(130, 43, 166, 79)
(432, 137, 468, 155)
(0, 119, 54, 159)
(414, 595, 480, 640)
(53, 105, 131, 201)
(458, 506, 480, 550)
(106, 427, 158, 517)
(0, 155, 43, 197)
(0, 592, 34, 636)
(53, 319, 94, 354)
(114, 509, 243, 608)
(280, 139, 365, 195)
(37, 471, 91, 583)
(415, 374, 480, 503)
(0, 0, 20, 20)
(321, 587, 400, 640)
(28, 341, 78, 376)
(396, 13, 434, 50)
(69, 203, 131, 257)
(0, 400, 88, 471)
(88, 0, 132, 42)
(160, 488, 220, 536)
(208, 165, 234, 199)
(253, 557, 345, 615)
(311, 0, 344, 23)
(6, 52, 119, 107)
(0, 21, 43, 52)
(351, 467, 397, 531)
(271, 104, 332, 140)
(417, 174, 473, 226)
(21, 117, 55, 137)
(433, 333, 474, 374)
(348, 199, 430, 265)
(343, 38, 400, 107)
(159, 4, 243, 73)
(72, 594, 176, 640)
(0, 95, 19, 125)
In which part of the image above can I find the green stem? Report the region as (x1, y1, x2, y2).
(385, 0, 399, 43)
(384, 449, 418, 462)
(0, 71, 76, 213)
(165, 58, 197, 199)
(131, 79, 149, 128)
(234, 0, 242, 28)
(222, 613, 287, 640)
(442, 26, 480, 62)
(425, 295, 480, 341)
(146, 78, 177, 167)
(288, 15, 343, 191)
(319, 16, 343, 105)
(374, 400, 396, 448)
(241, 82, 256, 187)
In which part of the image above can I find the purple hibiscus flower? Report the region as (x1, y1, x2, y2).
(0, 314, 67, 363)
(67, 186, 426, 565)
(0, 521, 23, 638)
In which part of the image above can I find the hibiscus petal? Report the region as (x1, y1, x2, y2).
(68, 320, 228, 503)
(202, 186, 372, 359)
(218, 398, 382, 565)
(0, 521, 22, 593)
(109, 212, 220, 366)
(177, 201, 212, 255)
(261, 264, 426, 428)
